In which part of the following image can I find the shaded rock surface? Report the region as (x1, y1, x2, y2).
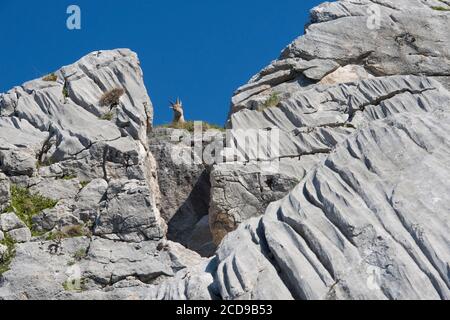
(149, 128, 216, 257)
(206, 0, 450, 300)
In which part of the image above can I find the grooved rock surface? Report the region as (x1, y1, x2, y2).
(206, 0, 450, 300)
(149, 128, 216, 257)
(0, 50, 213, 300)
(215, 111, 450, 300)
(211, 0, 450, 250)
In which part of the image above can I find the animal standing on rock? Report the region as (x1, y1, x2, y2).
(170, 98, 186, 125)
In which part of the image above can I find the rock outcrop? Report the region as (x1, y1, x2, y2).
(1, 0, 449, 300)
(149, 128, 217, 257)
(205, 0, 450, 300)
(0, 49, 216, 300)
(210, 0, 450, 245)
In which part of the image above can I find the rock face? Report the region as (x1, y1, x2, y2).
(1, 0, 449, 301)
(208, 0, 450, 300)
(149, 128, 216, 257)
(209, 0, 450, 245)
(0, 49, 215, 300)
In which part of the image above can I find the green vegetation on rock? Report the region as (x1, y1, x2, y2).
(432, 5, 450, 10)
(159, 121, 225, 132)
(100, 111, 115, 121)
(0, 234, 16, 275)
(46, 225, 91, 241)
(261, 92, 281, 111)
(42, 73, 58, 82)
(4, 186, 58, 229)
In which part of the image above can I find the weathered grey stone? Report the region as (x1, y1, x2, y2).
(215, 218, 294, 300)
(149, 128, 217, 256)
(0, 230, 4, 242)
(0, 173, 10, 212)
(31, 208, 60, 232)
(320, 64, 373, 85)
(77, 179, 107, 204)
(214, 111, 450, 300)
(0, 212, 26, 232)
(7, 227, 31, 243)
(81, 238, 174, 286)
(29, 178, 80, 202)
(0, 149, 36, 177)
(94, 179, 166, 242)
(0, 236, 215, 300)
(215, 75, 450, 244)
(209, 159, 309, 245)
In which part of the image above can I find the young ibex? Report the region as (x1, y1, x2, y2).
(170, 98, 186, 124)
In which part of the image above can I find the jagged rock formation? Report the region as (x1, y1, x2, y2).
(149, 128, 217, 257)
(207, 0, 450, 300)
(211, 0, 450, 245)
(1, 0, 449, 300)
(0, 50, 216, 300)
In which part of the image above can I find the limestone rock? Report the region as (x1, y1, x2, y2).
(29, 178, 81, 202)
(0, 244, 7, 261)
(7, 227, 31, 243)
(0, 149, 36, 177)
(213, 111, 450, 300)
(0, 213, 26, 232)
(0, 173, 10, 212)
(94, 179, 165, 242)
(1, 0, 449, 301)
(149, 128, 217, 256)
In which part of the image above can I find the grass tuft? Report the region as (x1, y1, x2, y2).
(80, 181, 90, 189)
(100, 111, 114, 121)
(99, 88, 125, 107)
(260, 92, 281, 111)
(42, 73, 58, 82)
(62, 277, 87, 292)
(432, 6, 450, 11)
(46, 225, 91, 241)
(3, 186, 58, 229)
(0, 234, 16, 275)
(159, 121, 225, 132)
(73, 248, 88, 261)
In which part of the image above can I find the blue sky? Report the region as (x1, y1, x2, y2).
(0, 0, 323, 125)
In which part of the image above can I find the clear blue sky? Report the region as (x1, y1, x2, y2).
(0, 0, 323, 125)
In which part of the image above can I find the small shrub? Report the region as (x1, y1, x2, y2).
(261, 92, 281, 111)
(62, 87, 69, 98)
(46, 225, 91, 241)
(80, 181, 90, 189)
(99, 88, 125, 107)
(63, 277, 87, 292)
(64, 225, 87, 238)
(4, 186, 58, 229)
(160, 121, 225, 132)
(0, 234, 16, 275)
(73, 248, 88, 261)
(62, 174, 77, 181)
(42, 73, 58, 82)
(100, 111, 114, 121)
(432, 6, 450, 11)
